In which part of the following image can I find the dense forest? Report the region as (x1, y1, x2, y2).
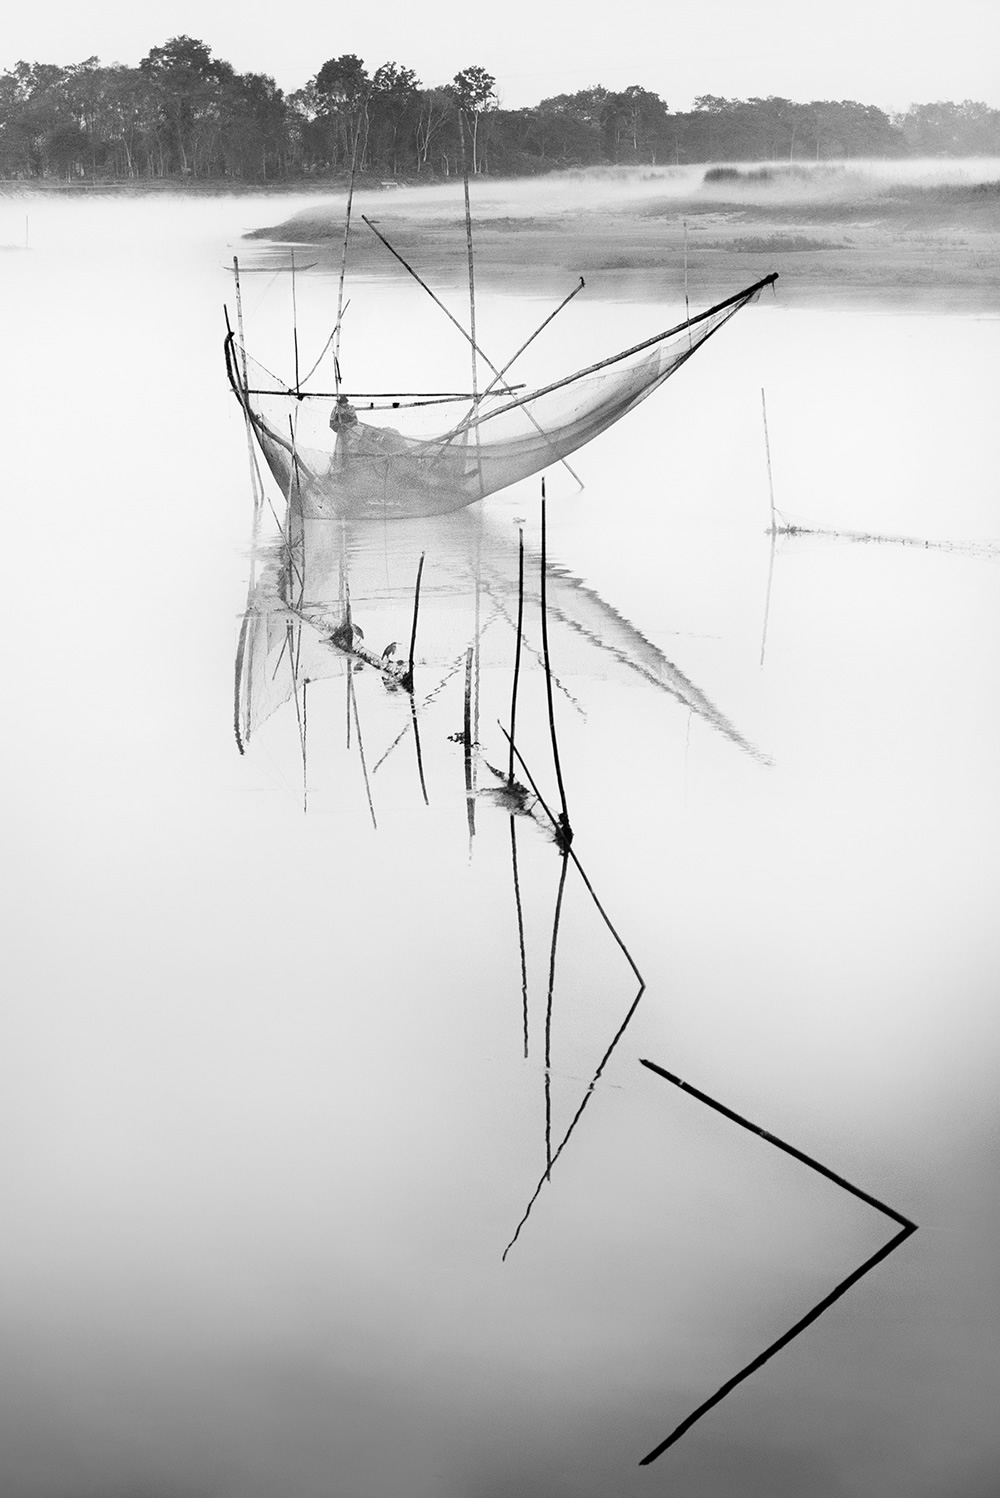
(2, 36, 999, 184)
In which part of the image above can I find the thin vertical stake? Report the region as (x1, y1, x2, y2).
(291, 249, 300, 394)
(761, 386, 777, 535)
(464, 645, 476, 842)
(403, 551, 425, 693)
(540, 480, 572, 844)
(684, 219, 692, 350)
(508, 526, 525, 784)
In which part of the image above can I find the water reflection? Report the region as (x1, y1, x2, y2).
(4, 192, 998, 1497)
(235, 495, 684, 1259)
(235, 505, 765, 776)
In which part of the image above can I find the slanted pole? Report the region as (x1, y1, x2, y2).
(478, 279, 586, 405)
(360, 215, 584, 491)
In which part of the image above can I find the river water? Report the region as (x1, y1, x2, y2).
(1, 190, 998, 1498)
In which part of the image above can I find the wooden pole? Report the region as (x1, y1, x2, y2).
(360, 214, 585, 490)
(333, 114, 362, 393)
(348, 668, 377, 831)
(540, 481, 572, 846)
(401, 551, 425, 694)
(761, 386, 777, 535)
(508, 526, 525, 784)
(459, 108, 484, 497)
(544, 849, 570, 1177)
(410, 695, 429, 806)
(464, 645, 475, 842)
(683, 219, 692, 349)
(291, 249, 300, 394)
(758, 387, 778, 668)
(509, 817, 529, 1060)
(477, 279, 585, 405)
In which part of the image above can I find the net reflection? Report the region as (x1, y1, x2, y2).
(235, 505, 766, 772)
(233, 499, 759, 1255)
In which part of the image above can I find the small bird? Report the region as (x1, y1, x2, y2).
(381, 641, 397, 663)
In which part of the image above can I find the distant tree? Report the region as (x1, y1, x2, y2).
(313, 53, 370, 168)
(139, 35, 235, 175)
(534, 87, 608, 163)
(450, 64, 497, 172)
(414, 86, 452, 172)
(222, 72, 288, 180)
(604, 84, 668, 160)
(369, 62, 419, 175)
(894, 99, 1000, 156)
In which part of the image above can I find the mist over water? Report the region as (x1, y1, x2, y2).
(1, 187, 998, 1497)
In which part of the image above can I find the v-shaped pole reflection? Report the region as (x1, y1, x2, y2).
(637, 1059, 917, 1465)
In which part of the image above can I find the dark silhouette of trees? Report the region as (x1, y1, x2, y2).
(139, 35, 235, 175)
(370, 63, 419, 176)
(450, 65, 497, 174)
(0, 37, 997, 183)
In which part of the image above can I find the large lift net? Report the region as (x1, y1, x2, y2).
(225, 273, 776, 521)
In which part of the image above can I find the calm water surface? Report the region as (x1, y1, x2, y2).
(1, 192, 998, 1497)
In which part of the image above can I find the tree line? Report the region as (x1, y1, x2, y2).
(2, 36, 998, 183)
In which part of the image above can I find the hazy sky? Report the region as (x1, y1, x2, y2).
(6, 0, 1000, 113)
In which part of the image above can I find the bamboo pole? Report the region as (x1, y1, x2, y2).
(759, 387, 778, 668)
(683, 219, 692, 350)
(401, 551, 425, 694)
(540, 482, 572, 846)
(508, 526, 525, 784)
(761, 387, 777, 535)
(348, 667, 377, 830)
(498, 727, 642, 985)
(464, 645, 475, 842)
(457, 273, 780, 432)
(509, 817, 529, 1060)
(544, 849, 570, 1177)
(410, 695, 429, 806)
(458, 109, 485, 497)
(290, 249, 300, 394)
(333, 113, 363, 393)
(502, 972, 644, 1262)
(360, 214, 585, 489)
(478, 280, 585, 405)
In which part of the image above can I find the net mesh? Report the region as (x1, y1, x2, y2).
(226, 276, 774, 521)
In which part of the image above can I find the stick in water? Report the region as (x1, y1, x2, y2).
(508, 526, 526, 784)
(540, 480, 572, 845)
(759, 387, 778, 668)
(464, 645, 475, 842)
(401, 551, 425, 694)
(636, 1059, 917, 1464)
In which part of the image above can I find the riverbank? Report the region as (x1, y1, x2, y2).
(241, 162, 1000, 312)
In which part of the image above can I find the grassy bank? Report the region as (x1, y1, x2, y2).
(243, 162, 1000, 312)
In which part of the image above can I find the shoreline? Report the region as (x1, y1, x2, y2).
(5, 166, 998, 311)
(242, 173, 1000, 313)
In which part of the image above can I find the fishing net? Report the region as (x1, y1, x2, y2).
(226, 274, 776, 522)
